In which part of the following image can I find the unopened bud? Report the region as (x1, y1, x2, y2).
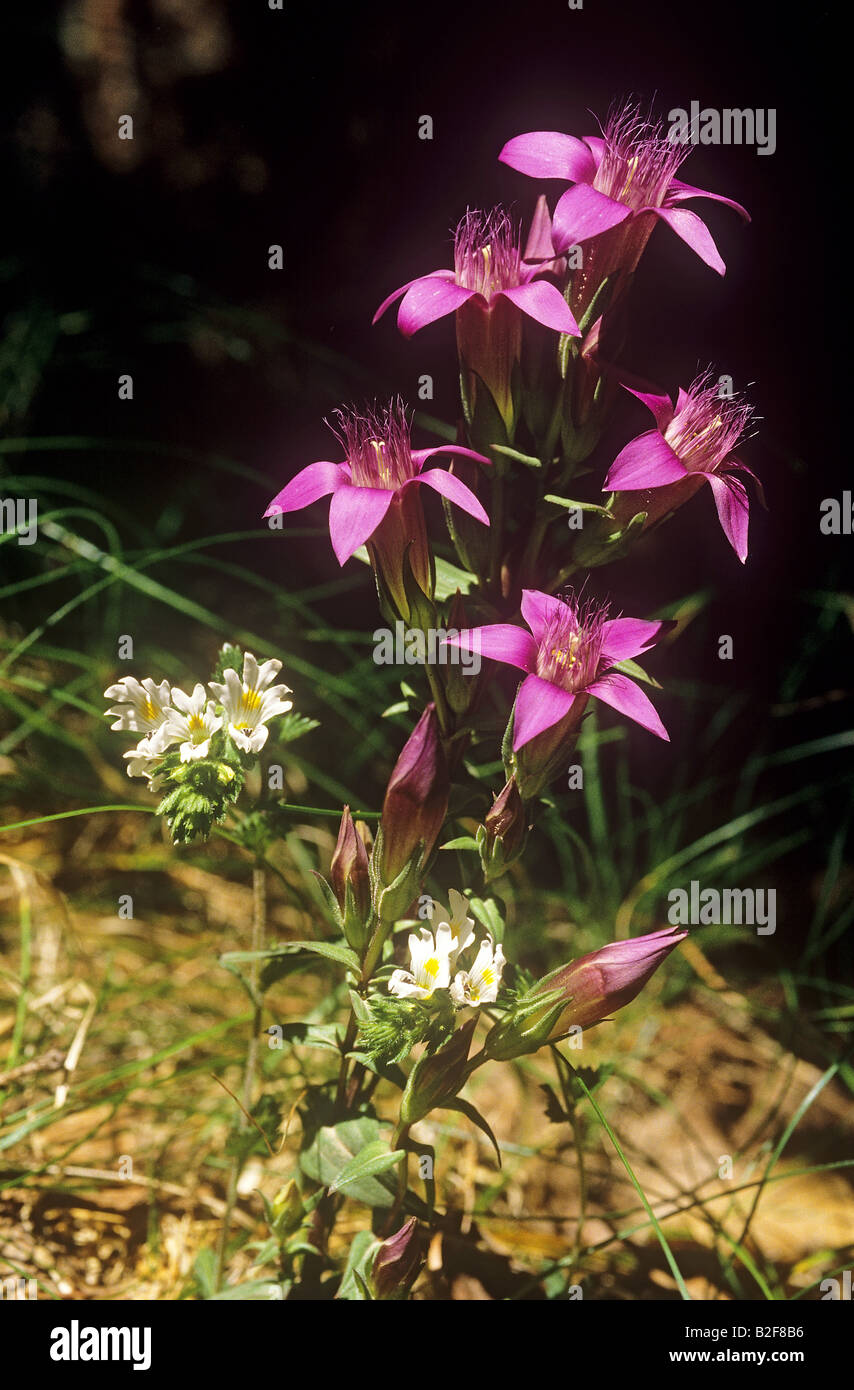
(380, 704, 449, 884)
(369, 1217, 423, 1300)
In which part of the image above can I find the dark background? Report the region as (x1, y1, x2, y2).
(1, 0, 849, 810)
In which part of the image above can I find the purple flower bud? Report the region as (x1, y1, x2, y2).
(369, 1217, 423, 1300)
(536, 926, 689, 1038)
(479, 776, 527, 880)
(380, 704, 449, 884)
(330, 805, 371, 919)
(485, 927, 687, 1060)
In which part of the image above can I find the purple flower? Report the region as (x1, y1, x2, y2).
(265, 400, 489, 616)
(447, 589, 670, 749)
(374, 209, 580, 433)
(373, 207, 580, 339)
(500, 102, 750, 276)
(603, 373, 762, 562)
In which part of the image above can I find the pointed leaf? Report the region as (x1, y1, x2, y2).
(442, 1097, 502, 1167)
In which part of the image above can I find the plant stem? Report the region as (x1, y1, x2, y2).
(214, 862, 266, 1290)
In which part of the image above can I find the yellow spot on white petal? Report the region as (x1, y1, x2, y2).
(423, 957, 439, 978)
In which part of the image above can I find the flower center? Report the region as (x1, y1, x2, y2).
(332, 400, 416, 491)
(593, 104, 687, 212)
(454, 209, 521, 298)
(535, 600, 606, 692)
(663, 374, 754, 474)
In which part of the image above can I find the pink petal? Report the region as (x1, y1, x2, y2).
(513, 675, 576, 750)
(397, 278, 475, 337)
(498, 282, 580, 336)
(552, 184, 631, 252)
(601, 617, 670, 664)
(652, 207, 726, 276)
(604, 431, 687, 491)
(414, 468, 490, 526)
(524, 193, 558, 264)
(444, 624, 538, 672)
(265, 460, 344, 516)
(520, 589, 567, 644)
(411, 444, 491, 471)
(499, 131, 597, 183)
(582, 136, 606, 166)
(623, 385, 675, 432)
(667, 179, 751, 222)
(588, 672, 669, 741)
(327, 485, 393, 566)
(373, 269, 456, 325)
(726, 457, 767, 509)
(706, 472, 749, 562)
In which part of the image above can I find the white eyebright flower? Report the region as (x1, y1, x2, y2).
(105, 676, 172, 736)
(162, 684, 223, 761)
(208, 653, 293, 753)
(388, 923, 454, 1000)
(428, 888, 475, 966)
(450, 935, 505, 1009)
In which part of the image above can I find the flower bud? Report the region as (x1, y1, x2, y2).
(478, 776, 527, 881)
(485, 927, 687, 1060)
(400, 1016, 478, 1125)
(270, 1179, 304, 1238)
(369, 1217, 423, 1300)
(330, 806, 371, 919)
(538, 926, 688, 1036)
(379, 704, 449, 885)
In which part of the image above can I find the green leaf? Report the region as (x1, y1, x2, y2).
(336, 1229, 379, 1301)
(490, 445, 544, 471)
(544, 493, 614, 518)
(467, 895, 505, 941)
(434, 556, 477, 601)
(273, 1022, 345, 1053)
(192, 1247, 218, 1299)
(328, 1139, 405, 1194)
(273, 712, 320, 744)
(612, 657, 661, 689)
(439, 835, 479, 852)
(208, 1280, 289, 1301)
(222, 941, 360, 972)
(442, 1097, 502, 1167)
(299, 1116, 400, 1208)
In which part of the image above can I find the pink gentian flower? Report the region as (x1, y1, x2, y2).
(374, 209, 580, 433)
(447, 588, 670, 749)
(265, 400, 489, 616)
(603, 374, 761, 563)
(500, 102, 750, 276)
(373, 206, 580, 339)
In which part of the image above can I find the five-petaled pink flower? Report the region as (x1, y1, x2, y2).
(447, 589, 671, 749)
(373, 206, 581, 339)
(264, 401, 490, 614)
(499, 102, 750, 276)
(603, 374, 762, 563)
